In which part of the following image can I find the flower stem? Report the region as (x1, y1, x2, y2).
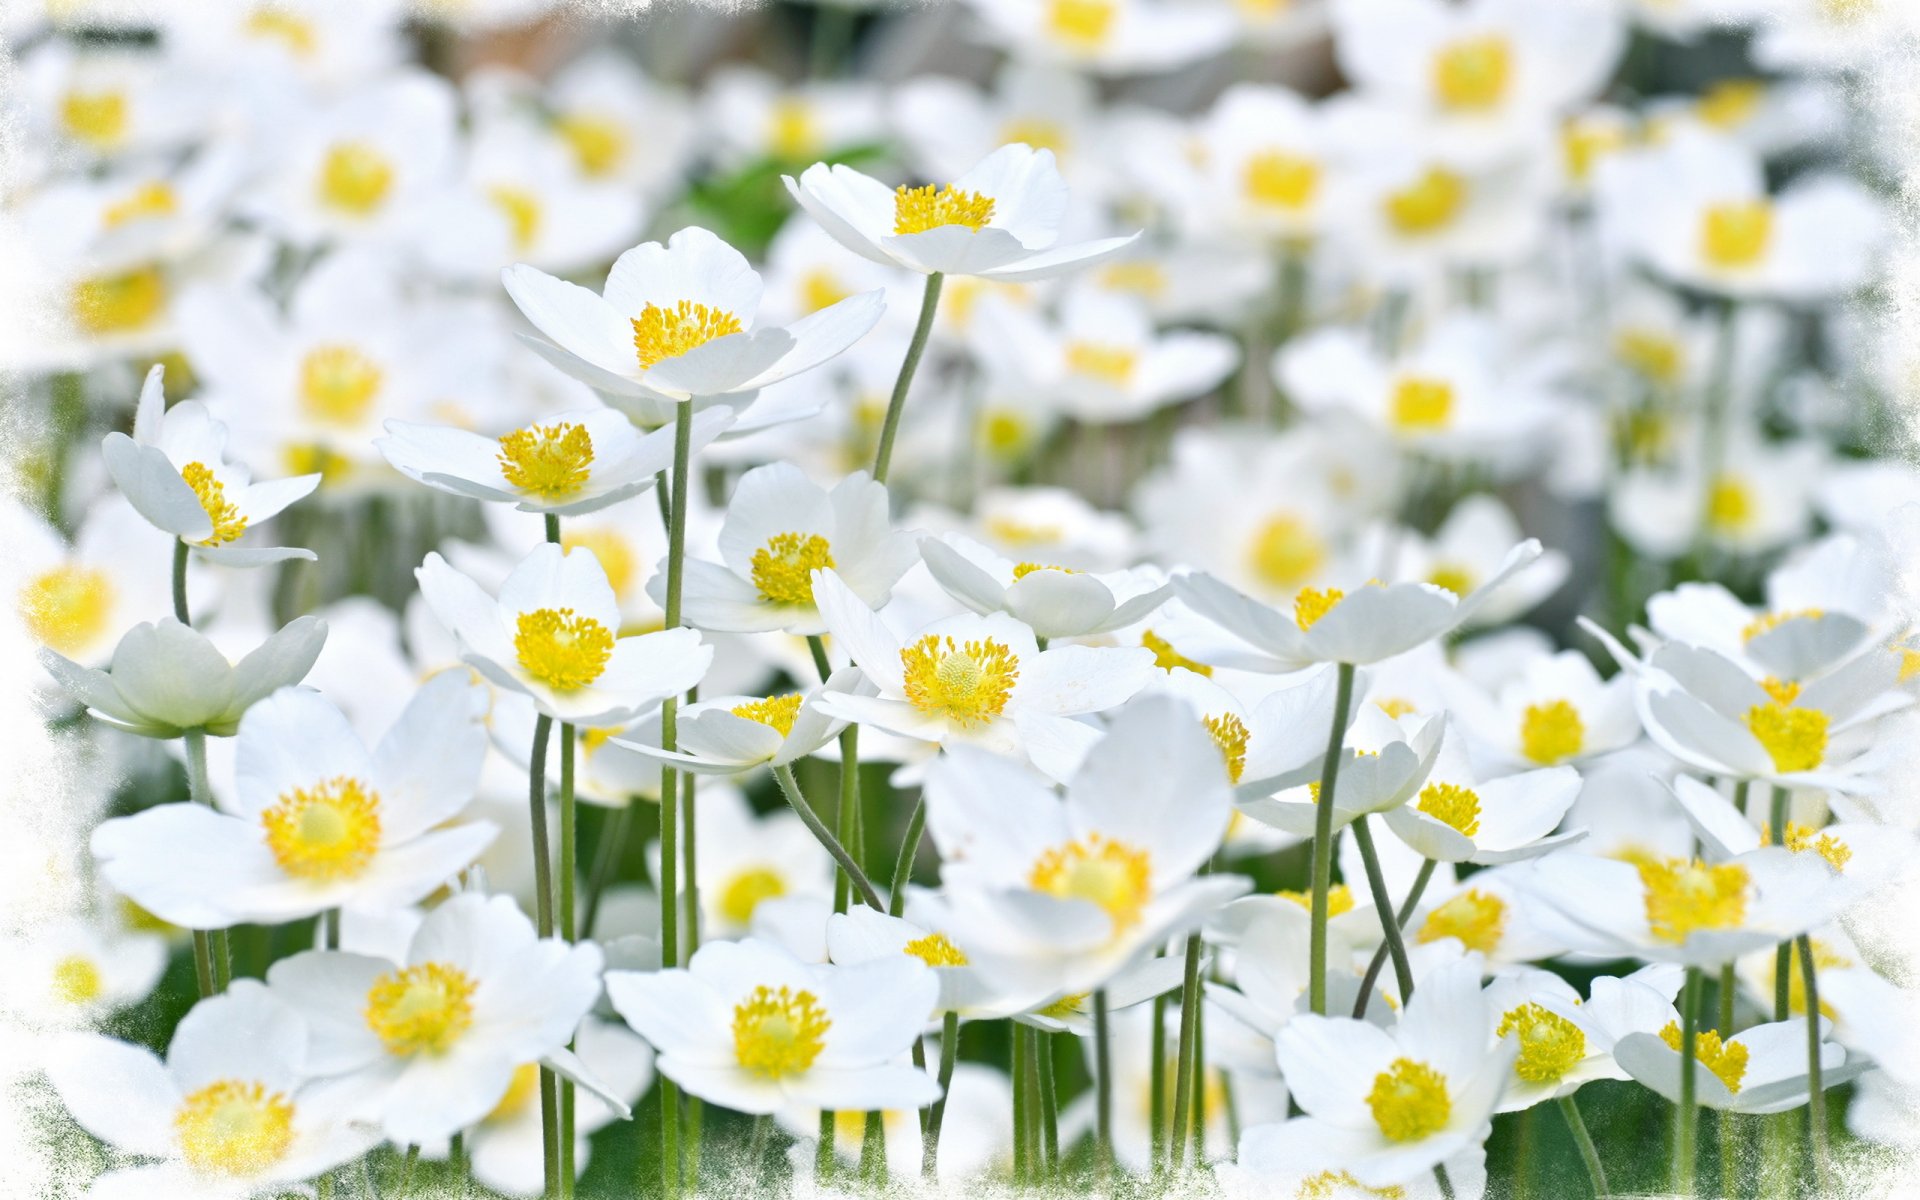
(1149, 986, 1168, 1174)
(872, 272, 944, 485)
(1011, 1021, 1030, 1183)
(1038, 1031, 1059, 1174)
(1349, 815, 1417, 1002)
(558, 722, 577, 1199)
(181, 726, 226, 996)
(1769, 785, 1789, 1021)
(1354, 858, 1436, 1019)
(1796, 934, 1829, 1191)
(923, 1011, 960, 1179)
(582, 803, 632, 938)
(888, 795, 926, 916)
(1094, 988, 1115, 1185)
(771, 766, 886, 914)
(1169, 931, 1204, 1171)
(1675, 965, 1701, 1196)
(655, 399, 696, 1200)
(528, 713, 559, 1199)
(171, 539, 190, 626)
(1558, 1093, 1609, 1197)
(678, 740, 703, 1191)
(1309, 662, 1357, 1015)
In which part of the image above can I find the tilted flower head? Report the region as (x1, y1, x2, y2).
(1380, 732, 1585, 865)
(102, 364, 319, 566)
(784, 142, 1138, 280)
(11, 494, 173, 667)
(44, 982, 378, 1197)
(1480, 964, 1680, 1112)
(826, 902, 1026, 1020)
(416, 542, 712, 726)
(667, 463, 917, 636)
(92, 673, 498, 928)
(40, 615, 327, 738)
(265, 893, 606, 1146)
(501, 225, 885, 404)
(1238, 705, 1446, 838)
(618, 668, 860, 777)
(1, 915, 166, 1028)
(1614, 1013, 1861, 1114)
(919, 531, 1172, 640)
(376, 405, 734, 516)
(606, 937, 941, 1115)
(1441, 645, 1641, 771)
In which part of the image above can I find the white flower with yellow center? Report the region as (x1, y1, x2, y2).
(1440, 646, 1640, 772)
(759, 216, 912, 330)
(1236, 704, 1445, 838)
(155, 1, 406, 90)
(809, 567, 1156, 762)
(621, 670, 858, 778)
(923, 697, 1251, 997)
(0, 916, 165, 1028)
(1359, 497, 1570, 632)
(265, 893, 605, 1145)
(416, 542, 712, 726)
(1398, 860, 1566, 970)
(1667, 774, 1911, 898)
(21, 41, 194, 161)
(1257, 958, 1516, 1188)
(784, 142, 1139, 280)
(654, 781, 833, 939)
(441, 114, 647, 277)
(1613, 1011, 1860, 1114)
(1380, 733, 1584, 865)
(10, 495, 171, 666)
(895, 63, 1107, 199)
(606, 937, 941, 1115)
(546, 50, 697, 194)
(920, 531, 1171, 640)
(103, 365, 320, 567)
(91, 673, 498, 928)
(1480, 965, 1680, 1112)
(1610, 436, 1825, 560)
(379, 406, 732, 517)
(669, 463, 916, 636)
(827, 903, 1024, 1019)
(701, 66, 886, 168)
(1146, 662, 1357, 803)
(44, 983, 376, 1197)
(1748, 0, 1920, 78)
(503, 225, 885, 406)
(1181, 84, 1345, 243)
(960, 0, 1238, 75)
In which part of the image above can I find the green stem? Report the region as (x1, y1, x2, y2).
(171, 539, 190, 626)
(451, 1131, 467, 1192)
(1796, 934, 1829, 1192)
(581, 803, 632, 938)
(1354, 858, 1436, 1019)
(861, 1110, 887, 1186)
(1038, 1031, 1059, 1175)
(1169, 932, 1204, 1171)
(678, 741, 702, 1191)
(806, 634, 833, 683)
(1149, 987, 1168, 1174)
(1558, 1093, 1610, 1198)
(1769, 786, 1790, 1022)
(888, 795, 926, 915)
(397, 1144, 419, 1197)
(656, 400, 695, 1200)
(1349, 816, 1417, 1002)
(923, 1012, 959, 1179)
(1011, 1022, 1030, 1183)
(1094, 989, 1115, 1184)
(1309, 663, 1357, 1015)
(871, 272, 944, 485)
(1676, 966, 1701, 1196)
(558, 723, 577, 1198)
(771, 766, 885, 910)
(182, 729, 231, 993)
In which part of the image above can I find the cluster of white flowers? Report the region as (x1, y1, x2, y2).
(8, 0, 1920, 1198)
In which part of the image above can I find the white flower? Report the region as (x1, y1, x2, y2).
(1614, 1015, 1860, 1114)
(0, 916, 165, 1028)
(826, 903, 1025, 1019)
(784, 142, 1138, 280)
(1237, 705, 1445, 838)
(1380, 733, 1584, 865)
(1440, 646, 1640, 771)
(44, 982, 377, 1197)
(10, 494, 173, 665)
(621, 670, 858, 778)
(265, 893, 605, 1145)
(544, 51, 697, 195)
(960, 0, 1238, 75)
(920, 531, 1171, 640)
(778, 1063, 1014, 1182)
(654, 782, 834, 940)
(40, 615, 327, 739)
(606, 937, 941, 1115)
(416, 542, 712, 726)
(103, 365, 319, 566)
(1360, 496, 1569, 630)
(91, 673, 497, 927)
(501, 226, 885, 404)
(1480, 965, 1680, 1112)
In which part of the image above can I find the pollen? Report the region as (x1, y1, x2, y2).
(1205, 712, 1251, 784)
(182, 462, 250, 546)
(487, 1062, 541, 1122)
(733, 985, 831, 1079)
(1519, 699, 1584, 764)
(1744, 701, 1828, 774)
(630, 299, 745, 370)
(1294, 586, 1344, 631)
(1705, 474, 1755, 532)
(903, 932, 969, 967)
(20, 565, 115, 655)
(1247, 514, 1326, 591)
(299, 344, 385, 425)
(901, 634, 1020, 727)
(893, 184, 997, 236)
(1367, 1058, 1452, 1142)
(1426, 563, 1474, 597)
(317, 141, 394, 216)
(1278, 884, 1356, 917)
(563, 529, 636, 599)
(51, 955, 105, 1005)
(103, 180, 178, 228)
(1384, 168, 1467, 236)
(487, 184, 542, 252)
(798, 268, 851, 314)
(1011, 562, 1076, 580)
(749, 532, 835, 607)
(1389, 377, 1455, 431)
(1142, 629, 1211, 676)
(1498, 1002, 1587, 1083)
(1030, 833, 1153, 934)
(1770, 821, 1852, 872)
(1701, 200, 1773, 270)
(497, 422, 595, 500)
(1299, 1171, 1409, 1200)
(1099, 261, 1168, 297)
(261, 776, 383, 881)
(1065, 342, 1138, 385)
(1415, 782, 1482, 838)
(1658, 1022, 1749, 1094)
(62, 90, 128, 149)
(731, 693, 804, 737)
(1047, 0, 1118, 48)
(720, 866, 787, 926)
(73, 265, 167, 334)
(365, 962, 477, 1055)
(245, 7, 318, 56)
(1741, 608, 1823, 644)
(1616, 328, 1684, 384)
(1417, 888, 1506, 955)
(1758, 677, 1801, 705)
(1638, 857, 1749, 944)
(1243, 151, 1322, 210)
(1433, 35, 1513, 111)
(1037, 991, 1088, 1019)
(555, 112, 628, 178)
(514, 607, 615, 691)
(175, 1080, 295, 1176)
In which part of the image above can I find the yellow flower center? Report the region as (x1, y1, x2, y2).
(901, 635, 1020, 727)
(1142, 629, 1211, 676)
(630, 300, 745, 370)
(1616, 328, 1684, 384)
(1377, 698, 1418, 719)
(1417, 888, 1506, 954)
(1415, 782, 1482, 838)
(245, 7, 318, 54)
(20, 565, 115, 655)
(1638, 857, 1749, 944)
(1384, 168, 1467, 236)
(1498, 1002, 1587, 1083)
(733, 985, 830, 1079)
(51, 954, 104, 1005)
(1697, 79, 1765, 130)
(903, 932, 969, 967)
(488, 184, 542, 252)
(1278, 884, 1355, 916)
(768, 98, 818, 160)
(1519, 699, 1584, 764)
(1433, 35, 1513, 111)
(1820, 0, 1875, 21)
(731, 693, 804, 737)
(1704, 474, 1754, 532)
(750, 532, 835, 607)
(1010, 562, 1076, 581)
(980, 409, 1034, 458)
(1744, 702, 1828, 774)
(1204, 712, 1250, 784)
(182, 461, 250, 546)
(1701, 200, 1773, 269)
(562, 529, 636, 600)
(496, 422, 594, 500)
(103, 180, 178, 228)
(299, 344, 384, 426)
(1099, 261, 1168, 297)
(175, 1080, 295, 1176)
(1002, 118, 1070, 157)
(1065, 341, 1138, 386)
(1741, 608, 1823, 644)
(1389, 376, 1455, 431)
(514, 607, 614, 691)
(317, 141, 394, 216)
(1047, 0, 1117, 47)
(1367, 1058, 1452, 1142)
(1299, 1171, 1409, 1200)
(1029, 833, 1153, 934)
(1757, 677, 1801, 706)
(62, 89, 127, 148)
(1769, 821, 1852, 871)
(487, 1062, 541, 1122)
(798, 268, 851, 315)
(893, 184, 997, 236)
(1294, 586, 1343, 631)
(1658, 1022, 1749, 1093)
(554, 112, 627, 178)
(260, 776, 383, 881)
(73, 265, 166, 334)
(983, 515, 1063, 547)
(1562, 116, 1630, 184)
(1248, 514, 1326, 592)
(1036, 991, 1089, 1019)
(365, 962, 477, 1055)
(719, 866, 786, 926)
(1243, 151, 1322, 211)
(1419, 562, 1472, 598)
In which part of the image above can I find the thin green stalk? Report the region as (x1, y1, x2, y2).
(1796, 934, 1829, 1191)
(1558, 1093, 1609, 1197)
(182, 730, 232, 992)
(861, 1110, 887, 1186)
(871, 272, 944, 485)
(171, 539, 190, 626)
(1149, 987, 1168, 1173)
(748, 1113, 770, 1170)
(656, 400, 695, 1200)
(1038, 1031, 1059, 1174)
(1676, 966, 1701, 1196)
(558, 723, 577, 1198)
(529, 707, 559, 1200)
(451, 1131, 468, 1192)
(1355, 858, 1436, 1019)
(1192, 991, 1208, 1163)
(1769, 786, 1790, 1021)
(1169, 932, 1204, 1171)
(581, 803, 632, 938)
(397, 1144, 419, 1197)
(677, 715, 703, 1192)
(923, 1011, 960, 1179)
(1309, 663, 1357, 1014)
(1693, 299, 1739, 556)
(1011, 1022, 1030, 1183)
(1093, 989, 1115, 1184)
(540, 1066, 559, 1199)
(807, 634, 833, 683)
(1349, 816, 1417, 1002)
(771, 766, 884, 910)
(888, 795, 927, 915)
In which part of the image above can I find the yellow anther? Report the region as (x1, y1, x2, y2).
(497, 422, 594, 500)
(893, 184, 997, 235)
(901, 635, 1020, 727)
(261, 776, 382, 881)
(514, 607, 614, 691)
(733, 985, 830, 1079)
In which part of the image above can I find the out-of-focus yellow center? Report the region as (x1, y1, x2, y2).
(20, 565, 115, 655)
(299, 344, 385, 426)
(1638, 857, 1749, 944)
(731, 693, 804, 738)
(1745, 701, 1828, 774)
(497, 422, 594, 500)
(1367, 1057, 1451, 1142)
(1002, 118, 1070, 157)
(555, 112, 628, 178)
(1704, 473, 1755, 533)
(1243, 151, 1321, 211)
(514, 607, 614, 691)
(1247, 514, 1326, 592)
(488, 185, 542, 253)
(1520, 699, 1584, 764)
(62, 90, 128, 148)
(1030, 833, 1152, 934)
(1099, 261, 1168, 297)
(486, 1062, 541, 1122)
(366, 962, 477, 1055)
(798, 268, 851, 315)
(733, 984, 830, 1078)
(1697, 79, 1765, 130)
(1658, 1022, 1749, 1092)
(1741, 608, 1823, 644)
(1384, 168, 1467, 236)
(901, 635, 1020, 727)
(563, 529, 636, 600)
(182, 461, 250, 546)
(1417, 888, 1506, 954)
(1048, 0, 1117, 48)
(1498, 1002, 1586, 1083)
(1298, 1171, 1409, 1200)
(1700, 200, 1773, 270)
(630, 300, 745, 370)
(1427, 563, 1474, 598)
(51, 955, 105, 1005)
(720, 866, 787, 926)
(317, 141, 395, 216)
(1278, 883, 1355, 916)
(767, 98, 818, 160)
(245, 7, 318, 56)
(1433, 35, 1513, 111)
(903, 931, 969, 967)
(1065, 342, 1138, 386)
(1616, 328, 1684, 385)
(73, 266, 166, 334)
(750, 532, 835, 607)
(1389, 377, 1454, 431)
(261, 776, 383, 880)
(893, 184, 996, 236)
(103, 180, 178, 228)
(175, 1080, 294, 1176)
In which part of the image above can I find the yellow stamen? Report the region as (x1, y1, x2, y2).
(1433, 35, 1512, 111)
(62, 90, 127, 148)
(1384, 168, 1467, 236)
(1417, 889, 1506, 954)
(1299, 1171, 1409, 1200)
(1142, 629, 1211, 676)
(1011, 562, 1076, 580)
(1047, 0, 1117, 47)
(1520, 699, 1584, 764)
(1759, 677, 1801, 706)
(514, 607, 614, 691)
(1638, 857, 1749, 944)
(175, 1080, 294, 1175)
(1030, 833, 1153, 934)
(316, 141, 394, 216)
(1415, 782, 1482, 838)
(719, 866, 786, 926)
(1248, 514, 1326, 591)
(630, 300, 745, 370)
(260, 776, 383, 881)
(1278, 884, 1355, 916)
(1389, 377, 1454, 431)
(365, 962, 477, 1055)
(1744, 702, 1828, 774)
(1741, 608, 1823, 644)
(733, 985, 830, 1079)
(182, 461, 249, 546)
(103, 180, 177, 228)
(731, 693, 804, 737)
(73, 265, 166, 334)
(20, 565, 115, 655)
(750, 532, 835, 607)
(893, 184, 996, 236)
(1701, 200, 1773, 270)
(1205, 712, 1251, 784)
(497, 422, 594, 500)
(901, 635, 1019, 727)
(1367, 1058, 1452, 1142)
(1243, 151, 1321, 211)
(1766, 821, 1853, 872)
(1377, 698, 1418, 719)
(1658, 1022, 1749, 1093)
(1294, 586, 1343, 631)
(903, 932, 969, 967)
(299, 344, 384, 426)
(1498, 1002, 1587, 1083)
